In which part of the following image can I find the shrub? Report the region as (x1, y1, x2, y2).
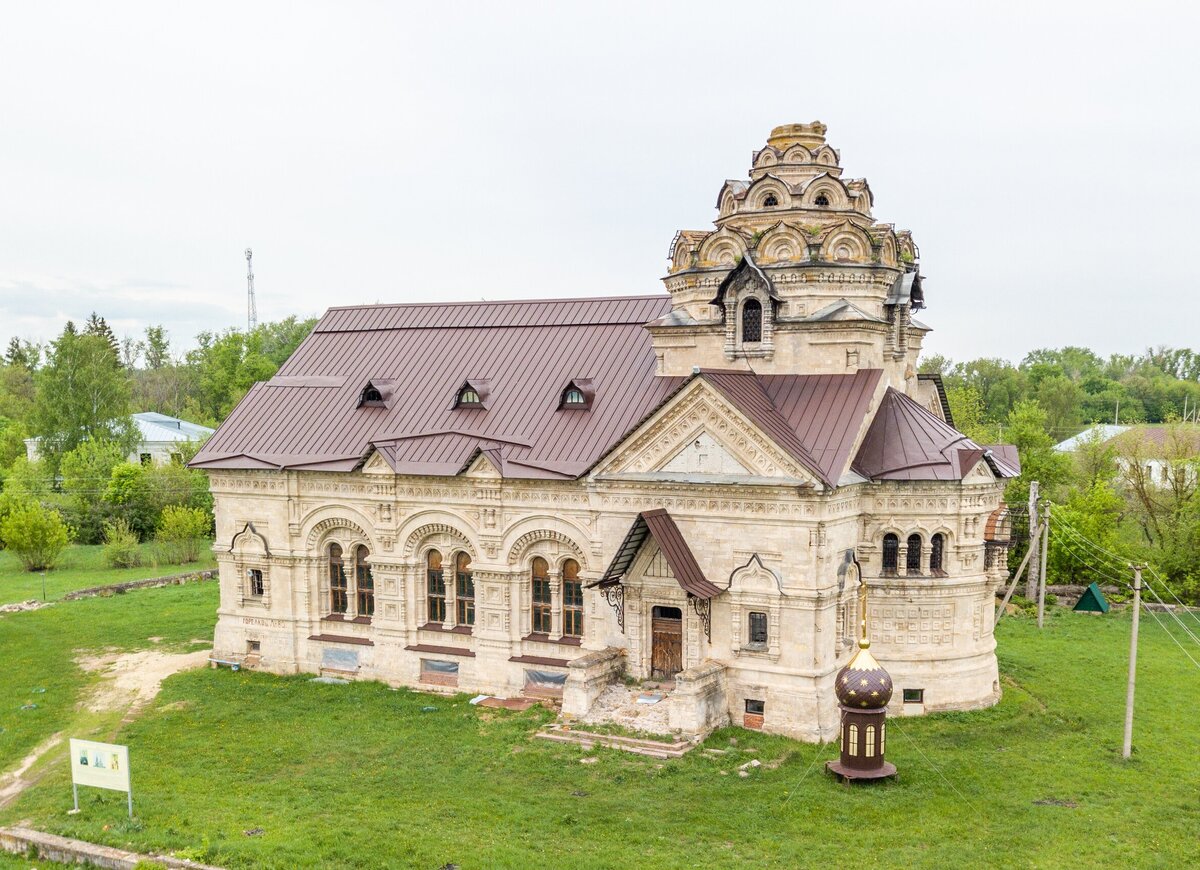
(0, 501, 71, 571)
(102, 518, 142, 568)
(155, 505, 210, 564)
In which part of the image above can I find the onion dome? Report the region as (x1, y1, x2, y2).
(834, 640, 893, 710)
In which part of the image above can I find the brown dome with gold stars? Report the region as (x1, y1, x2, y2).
(834, 643, 893, 709)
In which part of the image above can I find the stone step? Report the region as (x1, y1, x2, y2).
(535, 726, 696, 759)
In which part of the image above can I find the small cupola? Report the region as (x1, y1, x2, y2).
(559, 379, 594, 410)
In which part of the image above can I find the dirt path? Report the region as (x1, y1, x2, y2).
(0, 647, 211, 808)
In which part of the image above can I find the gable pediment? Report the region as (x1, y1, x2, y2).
(361, 449, 395, 475)
(592, 379, 817, 484)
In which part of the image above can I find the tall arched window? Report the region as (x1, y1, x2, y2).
(354, 545, 374, 617)
(742, 299, 762, 343)
(426, 550, 446, 623)
(865, 725, 876, 758)
(930, 533, 946, 576)
(882, 534, 899, 576)
(906, 534, 923, 575)
(848, 724, 859, 756)
(328, 543, 347, 614)
(562, 559, 583, 638)
(531, 557, 551, 634)
(455, 552, 475, 626)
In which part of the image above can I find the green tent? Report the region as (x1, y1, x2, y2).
(1073, 582, 1110, 614)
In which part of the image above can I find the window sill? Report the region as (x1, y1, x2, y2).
(522, 633, 582, 647)
(324, 614, 372, 625)
(420, 623, 473, 635)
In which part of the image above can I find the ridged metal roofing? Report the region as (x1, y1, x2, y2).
(192, 295, 680, 476)
(592, 509, 722, 599)
(852, 388, 1020, 481)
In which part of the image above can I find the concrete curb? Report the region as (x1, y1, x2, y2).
(62, 570, 217, 601)
(0, 825, 223, 869)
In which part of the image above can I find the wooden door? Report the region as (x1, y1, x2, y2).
(651, 606, 683, 679)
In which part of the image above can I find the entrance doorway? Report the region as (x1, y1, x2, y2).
(650, 605, 683, 679)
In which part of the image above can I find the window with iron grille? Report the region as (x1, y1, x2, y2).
(882, 534, 899, 575)
(427, 550, 446, 623)
(531, 557, 552, 634)
(355, 545, 374, 617)
(763, 193, 778, 207)
(248, 568, 265, 597)
(562, 559, 583, 637)
(328, 544, 348, 614)
(814, 193, 830, 206)
(906, 534, 923, 574)
(741, 299, 762, 343)
(930, 533, 946, 575)
(455, 551, 475, 626)
(748, 611, 768, 646)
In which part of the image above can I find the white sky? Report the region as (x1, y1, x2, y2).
(2, 1, 1196, 364)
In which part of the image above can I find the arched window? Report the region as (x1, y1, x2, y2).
(426, 550, 446, 623)
(763, 193, 778, 207)
(741, 299, 763, 343)
(358, 384, 383, 406)
(848, 724, 859, 756)
(880, 722, 886, 755)
(354, 545, 374, 617)
(531, 557, 551, 634)
(865, 725, 876, 758)
(457, 387, 481, 406)
(882, 534, 899, 576)
(562, 559, 583, 638)
(455, 552, 475, 626)
(930, 533, 946, 576)
(561, 386, 588, 408)
(814, 193, 830, 207)
(907, 534, 923, 575)
(328, 543, 347, 614)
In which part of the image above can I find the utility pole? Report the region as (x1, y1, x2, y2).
(1123, 564, 1143, 760)
(1026, 480, 1040, 600)
(245, 247, 257, 332)
(1037, 503, 1050, 628)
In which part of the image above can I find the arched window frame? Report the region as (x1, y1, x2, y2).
(848, 723, 859, 756)
(328, 543, 348, 615)
(456, 386, 482, 407)
(530, 557, 552, 635)
(762, 193, 779, 208)
(882, 534, 899, 576)
(740, 298, 763, 344)
(426, 549, 447, 624)
(865, 724, 876, 757)
(814, 192, 830, 207)
(930, 533, 947, 576)
(906, 534, 923, 575)
(354, 545, 374, 618)
(455, 551, 475, 627)
(562, 558, 583, 638)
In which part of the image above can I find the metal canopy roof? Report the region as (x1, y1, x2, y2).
(590, 509, 722, 600)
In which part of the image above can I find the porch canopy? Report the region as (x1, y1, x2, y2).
(588, 509, 722, 599)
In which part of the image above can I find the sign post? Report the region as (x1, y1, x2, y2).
(68, 739, 132, 818)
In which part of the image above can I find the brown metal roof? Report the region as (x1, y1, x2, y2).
(852, 388, 1020, 482)
(192, 295, 679, 476)
(592, 509, 722, 599)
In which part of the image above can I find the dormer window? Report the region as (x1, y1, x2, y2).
(763, 193, 778, 207)
(456, 386, 482, 407)
(358, 384, 384, 407)
(814, 193, 830, 207)
(558, 379, 593, 410)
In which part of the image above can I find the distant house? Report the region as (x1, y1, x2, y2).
(1055, 423, 1199, 486)
(25, 412, 214, 466)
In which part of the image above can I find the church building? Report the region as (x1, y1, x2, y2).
(192, 122, 1019, 741)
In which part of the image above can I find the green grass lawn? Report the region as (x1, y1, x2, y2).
(0, 542, 215, 605)
(2, 598, 1198, 869)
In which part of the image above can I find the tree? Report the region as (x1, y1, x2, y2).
(83, 312, 121, 364)
(4, 338, 41, 372)
(1002, 399, 1072, 503)
(31, 326, 135, 467)
(59, 440, 126, 543)
(0, 500, 71, 570)
(155, 505, 210, 564)
(1046, 482, 1125, 587)
(144, 326, 171, 370)
(105, 461, 157, 540)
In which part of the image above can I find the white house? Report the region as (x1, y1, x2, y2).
(25, 412, 214, 466)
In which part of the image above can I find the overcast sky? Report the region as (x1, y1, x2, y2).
(2, 1, 1196, 364)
